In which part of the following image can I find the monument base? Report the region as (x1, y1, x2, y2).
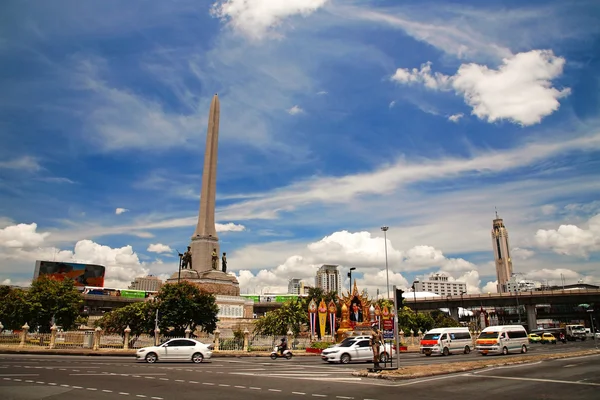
(166, 269, 240, 296)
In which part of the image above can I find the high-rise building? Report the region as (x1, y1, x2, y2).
(413, 273, 466, 296)
(492, 212, 513, 293)
(315, 265, 341, 293)
(288, 278, 304, 295)
(128, 275, 163, 292)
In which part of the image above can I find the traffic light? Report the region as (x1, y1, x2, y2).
(395, 288, 404, 309)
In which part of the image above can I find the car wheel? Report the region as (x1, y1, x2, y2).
(192, 352, 204, 363)
(464, 346, 471, 354)
(379, 352, 389, 363)
(145, 353, 158, 363)
(442, 347, 449, 356)
(340, 354, 351, 364)
(502, 347, 508, 355)
(521, 345, 527, 354)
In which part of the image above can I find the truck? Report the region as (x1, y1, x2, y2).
(565, 324, 587, 341)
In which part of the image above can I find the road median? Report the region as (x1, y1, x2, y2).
(354, 349, 600, 380)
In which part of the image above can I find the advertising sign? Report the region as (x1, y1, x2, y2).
(34, 260, 105, 287)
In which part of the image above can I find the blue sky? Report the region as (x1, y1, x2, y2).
(1, 0, 599, 294)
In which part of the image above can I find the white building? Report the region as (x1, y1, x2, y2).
(413, 273, 466, 296)
(506, 277, 538, 292)
(315, 264, 341, 293)
(288, 278, 304, 295)
(128, 275, 163, 292)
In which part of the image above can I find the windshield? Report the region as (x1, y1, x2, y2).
(339, 340, 357, 348)
(478, 331, 499, 339)
(423, 333, 440, 340)
(572, 326, 585, 331)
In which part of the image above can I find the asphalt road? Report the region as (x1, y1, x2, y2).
(0, 340, 598, 400)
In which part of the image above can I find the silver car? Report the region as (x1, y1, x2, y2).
(321, 338, 394, 364)
(136, 338, 213, 363)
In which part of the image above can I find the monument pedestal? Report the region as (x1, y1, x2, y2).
(166, 269, 240, 296)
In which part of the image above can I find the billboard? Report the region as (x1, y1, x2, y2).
(34, 260, 106, 287)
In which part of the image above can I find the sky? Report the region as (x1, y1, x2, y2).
(1, 0, 600, 296)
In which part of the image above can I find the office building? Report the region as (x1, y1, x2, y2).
(315, 264, 341, 293)
(413, 273, 466, 296)
(128, 275, 163, 292)
(288, 278, 304, 295)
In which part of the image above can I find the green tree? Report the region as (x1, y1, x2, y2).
(254, 298, 307, 335)
(156, 282, 219, 337)
(27, 276, 83, 333)
(97, 301, 157, 346)
(0, 285, 31, 330)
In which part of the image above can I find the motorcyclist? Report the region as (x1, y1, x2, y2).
(559, 332, 566, 342)
(279, 337, 288, 356)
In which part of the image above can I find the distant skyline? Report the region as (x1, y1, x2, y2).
(1, 0, 599, 296)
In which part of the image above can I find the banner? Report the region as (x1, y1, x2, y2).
(328, 300, 337, 338)
(375, 304, 382, 330)
(308, 299, 317, 337)
(318, 299, 327, 339)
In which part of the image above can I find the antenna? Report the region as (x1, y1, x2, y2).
(495, 206, 499, 219)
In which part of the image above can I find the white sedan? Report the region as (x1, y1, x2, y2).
(321, 339, 394, 364)
(136, 338, 213, 363)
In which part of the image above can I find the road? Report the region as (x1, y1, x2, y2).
(0, 340, 598, 400)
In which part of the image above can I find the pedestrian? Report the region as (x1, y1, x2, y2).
(370, 323, 383, 369)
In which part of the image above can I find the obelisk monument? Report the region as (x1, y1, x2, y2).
(190, 93, 220, 271)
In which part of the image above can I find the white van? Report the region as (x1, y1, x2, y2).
(420, 327, 473, 356)
(476, 325, 528, 355)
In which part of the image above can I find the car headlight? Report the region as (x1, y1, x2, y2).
(138, 349, 146, 353)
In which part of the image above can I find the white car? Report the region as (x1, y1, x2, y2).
(321, 338, 394, 364)
(136, 338, 213, 363)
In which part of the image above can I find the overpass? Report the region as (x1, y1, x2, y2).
(407, 289, 600, 329)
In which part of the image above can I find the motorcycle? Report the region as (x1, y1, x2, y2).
(270, 345, 293, 360)
(559, 334, 567, 344)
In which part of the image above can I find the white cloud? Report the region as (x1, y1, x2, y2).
(535, 214, 600, 257)
(448, 113, 463, 122)
(147, 243, 172, 254)
(540, 204, 558, 215)
(287, 105, 304, 115)
(115, 208, 129, 215)
(391, 50, 570, 126)
(216, 222, 246, 232)
(511, 247, 535, 260)
(0, 156, 42, 172)
(482, 280, 497, 294)
(211, 0, 329, 40)
(317, 90, 328, 95)
(389, 100, 396, 108)
(0, 223, 50, 248)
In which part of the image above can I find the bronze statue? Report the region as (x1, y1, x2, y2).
(221, 252, 227, 273)
(211, 248, 218, 270)
(179, 246, 193, 270)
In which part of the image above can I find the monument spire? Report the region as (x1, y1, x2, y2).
(190, 93, 220, 271)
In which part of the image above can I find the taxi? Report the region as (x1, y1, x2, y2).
(540, 333, 557, 344)
(528, 333, 541, 343)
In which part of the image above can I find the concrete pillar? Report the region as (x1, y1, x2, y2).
(154, 328, 161, 346)
(417, 329, 423, 341)
(243, 328, 249, 351)
(214, 328, 220, 351)
(525, 304, 537, 330)
(185, 327, 191, 339)
(93, 327, 102, 351)
(450, 307, 460, 322)
(287, 329, 293, 350)
(399, 330, 405, 344)
(19, 323, 29, 347)
(410, 329, 414, 346)
(0, 321, 4, 333)
(123, 326, 131, 350)
(49, 324, 58, 349)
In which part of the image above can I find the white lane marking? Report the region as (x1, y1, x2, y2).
(151, 397, 163, 400)
(60, 384, 70, 387)
(175, 379, 185, 382)
(189, 381, 199, 384)
(119, 392, 130, 395)
(394, 373, 471, 387)
(136, 395, 147, 398)
(293, 392, 306, 395)
(219, 384, 230, 387)
(159, 378, 169, 381)
(312, 395, 327, 397)
(49, 383, 57, 386)
(563, 364, 578, 368)
(72, 386, 83, 389)
(249, 387, 261, 390)
(336, 397, 354, 399)
(235, 385, 246, 388)
(471, 374, 600, 387)
(14, 379, 22, 381)
(36, 381, 45, 384)
(268, 389, 282, 392)
(87, 388, 98, 391)
(103, 390, 113, 393)
(203, 383, 215, 386)
(0, 374, 40, 377)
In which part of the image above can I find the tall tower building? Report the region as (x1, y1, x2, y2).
(315, 265, 341, 293)
(492, 212, 513, 293)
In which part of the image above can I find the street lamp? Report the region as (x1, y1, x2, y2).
(412, 280, 419, 316)
(347, 267, 356, 294)
(460, 291, 467, 321)
(512, 273, 522, 324)
(381, 226, 390, 299)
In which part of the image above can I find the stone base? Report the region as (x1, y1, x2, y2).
(166, 269, 240, 296)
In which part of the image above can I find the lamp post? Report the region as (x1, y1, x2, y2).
(347, 267, 356, 293)
(512, 273, 522, 324)
(412, 280, 419, 316)
(177, 252, 183, 284)
(381, 226, 390, 299)
(460, 291, 466, 321)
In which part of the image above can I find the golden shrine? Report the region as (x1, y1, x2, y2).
(336, 281, 380, 341)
